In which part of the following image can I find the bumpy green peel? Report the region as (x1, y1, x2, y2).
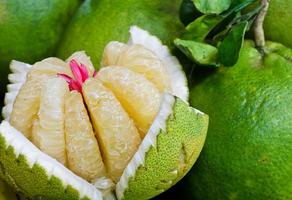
(264, 0, 292, 48)
(0, 122, 103, 200)
(0, 179, 17, 200)
(0, 0, 81, 108)
(161, 41, 292, 200)
(0, 145, 87, 200)
(117, 97, 208, 199)
(57, 0, 184, 67)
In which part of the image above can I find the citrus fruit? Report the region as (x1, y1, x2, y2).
(0, 0, 81, 116)
(57, 0, 184, 68)
(101, 42, 170, 92)
(159, 41, 292, 199)
(0, 27, 208, 199)
(0, 0, 80, 66)
(8, 58, 71, 139)
(0, 180, 17, 200)
(263, 0, 292, 48)
(240, 0, 292, 48)
(31, 77, 69, 166)
(65, 90, 106, 182)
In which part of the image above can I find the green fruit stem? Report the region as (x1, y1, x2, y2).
(254, 0, 270, 52)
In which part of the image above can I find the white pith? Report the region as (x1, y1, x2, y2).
(2, 60, 31, 121)
(1, 26, 188, 199)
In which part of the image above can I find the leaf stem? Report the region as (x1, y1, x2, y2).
(254, 0, 269, 52)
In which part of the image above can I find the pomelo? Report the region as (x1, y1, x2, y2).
(0, 27, 208, 200)
(240, 0, 292, 47)
(57, 0, 184, 68)
(263, 0, 292, 48)
(0, 0, 80, 111)
(158, 41, 292, 199)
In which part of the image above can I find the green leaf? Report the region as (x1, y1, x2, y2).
(182, 14, 224, 42)
(174, 38, 218, 66)
(211, 12, 241, 42)
(192, 0, 232, 14)
(222, 0, 256, 17)
(179, 0, 202, 26)
(207, 0, 255, 39)
(218, 21, 248, 66)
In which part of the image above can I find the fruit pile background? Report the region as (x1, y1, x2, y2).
(0, 0, 291, 199)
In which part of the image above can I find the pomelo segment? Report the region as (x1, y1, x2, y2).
(32, 77, 68, 165)
(102, 42, 170, 92)
(65, 91, 106, 182)
(83, 78, 141, 183)
(9, 77, 40, 139)
(97, 66, 161, 137)
(128, 26, 189, 102)
(102, 42, 128, 67)
(9, 58, 70, 139)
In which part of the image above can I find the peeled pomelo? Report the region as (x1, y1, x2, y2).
(0, 27, 208, 199)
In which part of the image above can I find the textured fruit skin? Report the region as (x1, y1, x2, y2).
(0, 98, 208, 200)
(57, 0, 184, 68)
(243, 0, 292, 48)
(264, 0, 292, 48)
(0, 135, 90, 200)
(0, 0, 80, 110)
(158, 41, 292, 200)
(121, 98, 208, 199)
(0, 179, 17, 200)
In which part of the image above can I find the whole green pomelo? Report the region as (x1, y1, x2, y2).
(156, 41, 292, 200)
(57, 0, 184, 68)
(264, 0, 292, 48)
(242, 0, 292, 48)
(0, 0, 80, 111)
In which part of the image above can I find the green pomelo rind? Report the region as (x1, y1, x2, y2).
(117, 96, 208, 199)
(0, 121, 103, 200)
(56, 0, 184, 68)
(242, 0, 292, 48)
(0, 179, 17, 200)
(264, 0, 292, 48)
(0, 0, 81, 107)
(167, 41, 292, 200)
(0, 0, 80, 67)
